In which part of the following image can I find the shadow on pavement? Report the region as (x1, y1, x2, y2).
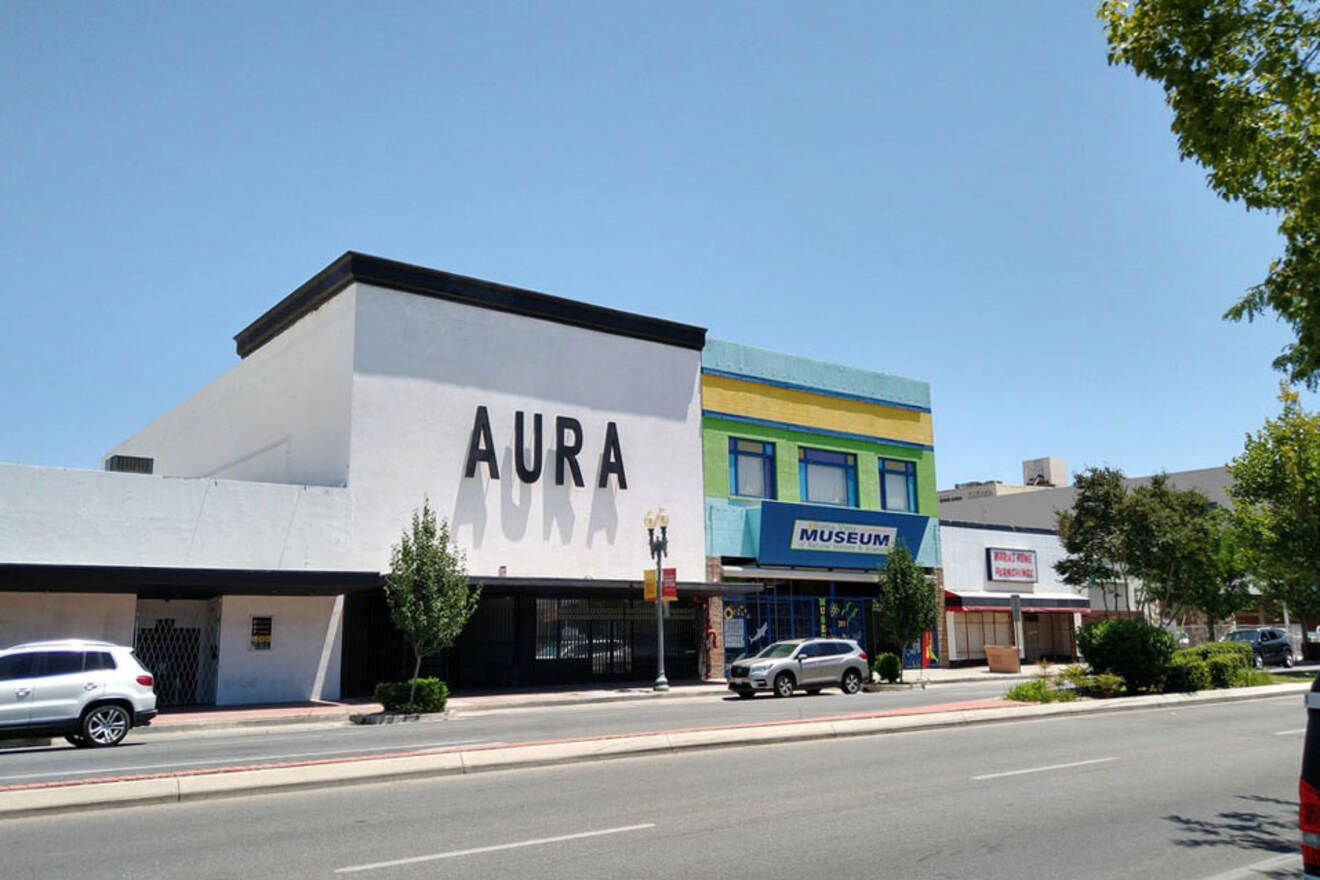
(1165, 794, 1297, 855)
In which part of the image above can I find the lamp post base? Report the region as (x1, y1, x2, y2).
(653, 676, 670, 692)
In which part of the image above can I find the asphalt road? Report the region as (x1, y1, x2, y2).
(0, 681, 1011, 785)
(0, 694, 1308, 879)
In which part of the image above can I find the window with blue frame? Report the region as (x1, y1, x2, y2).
(728, 438, 776, 499)
(799, 447, 858, 506)
(880, 458, 917, 512)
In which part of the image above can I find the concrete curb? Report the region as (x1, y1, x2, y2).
(2, 682, 1308, 819)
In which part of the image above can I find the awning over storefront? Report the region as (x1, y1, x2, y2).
(719, 565, 877, 584)
(943, 589, 1090, 613)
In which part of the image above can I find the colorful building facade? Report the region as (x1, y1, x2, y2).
(700, 340, 943, 672)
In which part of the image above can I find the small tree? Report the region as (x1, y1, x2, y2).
(871, 541, 939, 681)
(1055, 467, 1134, 613)
(383, 499, 482, 704)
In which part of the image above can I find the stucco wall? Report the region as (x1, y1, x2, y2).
(938, 524, 1071, 594)
(346, 284, 708, 580)
(106, 288, 357, 487)
(0, 593, 136, 646)
(0, 464, 357, 570)
(214, 595, 342, 705)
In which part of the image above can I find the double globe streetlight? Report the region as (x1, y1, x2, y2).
(644, 508, 670, 691)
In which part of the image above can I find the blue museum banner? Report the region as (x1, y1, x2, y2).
(756, 501, 931, 570)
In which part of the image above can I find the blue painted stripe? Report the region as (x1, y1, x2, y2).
(701, 367, 932, 413)
(703, 410, 935, 452)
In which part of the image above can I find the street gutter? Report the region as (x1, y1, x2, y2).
(0, 682, 1308, 819)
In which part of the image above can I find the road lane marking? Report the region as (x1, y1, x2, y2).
(972, 757, 1118, 780)
(0, 739, 498, 781)
(1274, 728, 1306, 736)
(334, 824, 657, 873)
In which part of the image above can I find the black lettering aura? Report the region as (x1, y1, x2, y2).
(464, 405, 499, 479)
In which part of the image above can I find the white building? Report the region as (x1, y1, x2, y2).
(1, 253, 727, 705)
(938, 521, 1087, 665)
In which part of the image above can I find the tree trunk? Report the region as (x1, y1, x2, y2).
(409, 650, 423, 705)
(1206, 615, 1216, 643)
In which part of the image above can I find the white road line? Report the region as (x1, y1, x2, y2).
(334, 823, 658, 874)
(1275, 728, 1306, 736)
(973, 757, 1118, 781)
(0, 739, 497, 781)
(1195, 851, 1300, 879)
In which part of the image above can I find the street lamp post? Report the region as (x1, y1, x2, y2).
(645, 508, 670, 692)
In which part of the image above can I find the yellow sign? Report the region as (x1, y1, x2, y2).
(643, 570, 657, 601)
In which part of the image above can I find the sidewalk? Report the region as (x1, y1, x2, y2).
(141, 664, 1052, 734)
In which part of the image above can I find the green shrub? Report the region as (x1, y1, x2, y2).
(374, 678, 449, 713)
(1059, 664, 1091, 689)
(1077, 618, 1176, 693)
(873, 652, 901, 683)
(1093, 673, 1125, 698)
(1005, 679, 1078, 703)
(1180, 641, 1252, 669)
(1206, 656, 1237, 689)
(1165, 655, 1210, 692)
(1232, 668, 1273, 687)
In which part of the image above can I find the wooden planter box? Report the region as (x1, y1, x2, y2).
(984, 645, 1021, 673)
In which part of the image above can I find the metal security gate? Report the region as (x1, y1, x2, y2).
(721, 594, 869, 674)
(134, 599, 220, 706)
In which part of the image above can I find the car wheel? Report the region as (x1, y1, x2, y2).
(64, 734, 91, 748)
(736, 690, 754, 700)
(1285, 652, 1296, 668)
(81, 704, 131, 747)
(1254, 653, 1265, 669)
(841, 668, 863, 695)
(773, 672, 795, 698)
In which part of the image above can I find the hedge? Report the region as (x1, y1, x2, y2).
(1077, 619, 1175, 693)
(374, 677, 449, 713)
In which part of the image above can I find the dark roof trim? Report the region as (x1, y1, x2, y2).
(0, 564, 382, 598)
(943, 590, 1088, 611)
(939, 519, 1058, 536)
(476, 576, 759, 597)
(234, 252, 708, 357)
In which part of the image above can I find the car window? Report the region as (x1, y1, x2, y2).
(761, 643, 798, 659)
(0, 653, 35, 681)
(84, 652, 117, 671)
(830, 642, 850, 655)
(40, 651, 84, 676)
(796, 643, 818, 658)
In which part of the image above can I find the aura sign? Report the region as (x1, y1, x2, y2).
(463, 406, 628, 489)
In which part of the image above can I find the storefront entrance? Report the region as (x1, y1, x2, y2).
(341, 590, 701, 697)
(133, 599, 221, 707)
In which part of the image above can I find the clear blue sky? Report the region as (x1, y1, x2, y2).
(0, 2, 1306, 489)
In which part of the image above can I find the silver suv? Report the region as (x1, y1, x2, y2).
(0, 640, 158, 747)
(728, 638, 868, 699)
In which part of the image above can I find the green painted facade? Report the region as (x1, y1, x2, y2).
(702, 416, 937, 516)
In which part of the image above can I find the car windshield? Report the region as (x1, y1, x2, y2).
(1226, 632, 1257, 641)
(756, 642, 800, 659)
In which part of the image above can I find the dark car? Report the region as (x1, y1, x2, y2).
(1225, 627, 1295, 668)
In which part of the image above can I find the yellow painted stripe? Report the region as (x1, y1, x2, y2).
(702, 374, 933, 447)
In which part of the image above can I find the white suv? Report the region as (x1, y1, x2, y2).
(0, 640, 158, 747)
